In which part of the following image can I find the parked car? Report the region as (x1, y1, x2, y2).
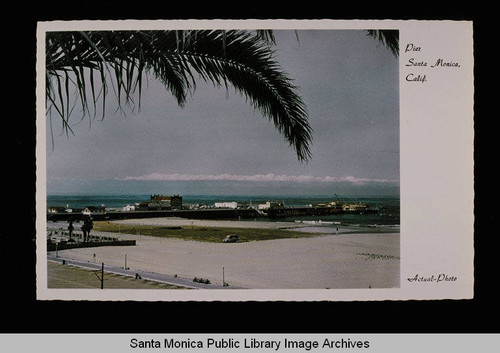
(223, 234, 240, 243)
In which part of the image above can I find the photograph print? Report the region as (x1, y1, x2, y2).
(40, 24, 400, 298)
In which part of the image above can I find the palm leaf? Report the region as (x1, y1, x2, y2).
(366, 30, 399, 57)
(46, 29, 313, 161)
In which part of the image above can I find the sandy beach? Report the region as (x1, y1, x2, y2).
(52, 217, 400, 289)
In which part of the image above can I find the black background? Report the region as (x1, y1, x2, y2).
(0, 2, 492, 334)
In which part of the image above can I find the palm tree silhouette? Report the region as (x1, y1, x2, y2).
(45, 29, 398, 162)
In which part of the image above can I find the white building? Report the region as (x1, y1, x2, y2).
(214, 202, 238, 209)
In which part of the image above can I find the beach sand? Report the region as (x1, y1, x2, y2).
(54, 218, 400, 289)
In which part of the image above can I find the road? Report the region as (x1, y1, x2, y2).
(47, 253, 240, 290)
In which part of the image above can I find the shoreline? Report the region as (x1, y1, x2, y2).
(49, 217, 400, 289)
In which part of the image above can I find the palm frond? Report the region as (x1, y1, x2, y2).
(46, 29, 312, 161)
(181, 30, 312, 160)
(255, 30, 276, 44)
(366, 30, 399, 57)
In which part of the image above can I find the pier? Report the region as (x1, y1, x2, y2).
(266, 206, 378, 218)
(47, 205, 378, 222)
(47, 208, 262, 222)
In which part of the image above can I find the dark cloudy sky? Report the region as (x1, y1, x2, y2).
(45, 30, 399, 196)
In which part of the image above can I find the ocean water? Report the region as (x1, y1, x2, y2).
(46, 194, 400, 228)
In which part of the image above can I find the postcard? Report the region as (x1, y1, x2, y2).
(36, 19, 474, 301)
